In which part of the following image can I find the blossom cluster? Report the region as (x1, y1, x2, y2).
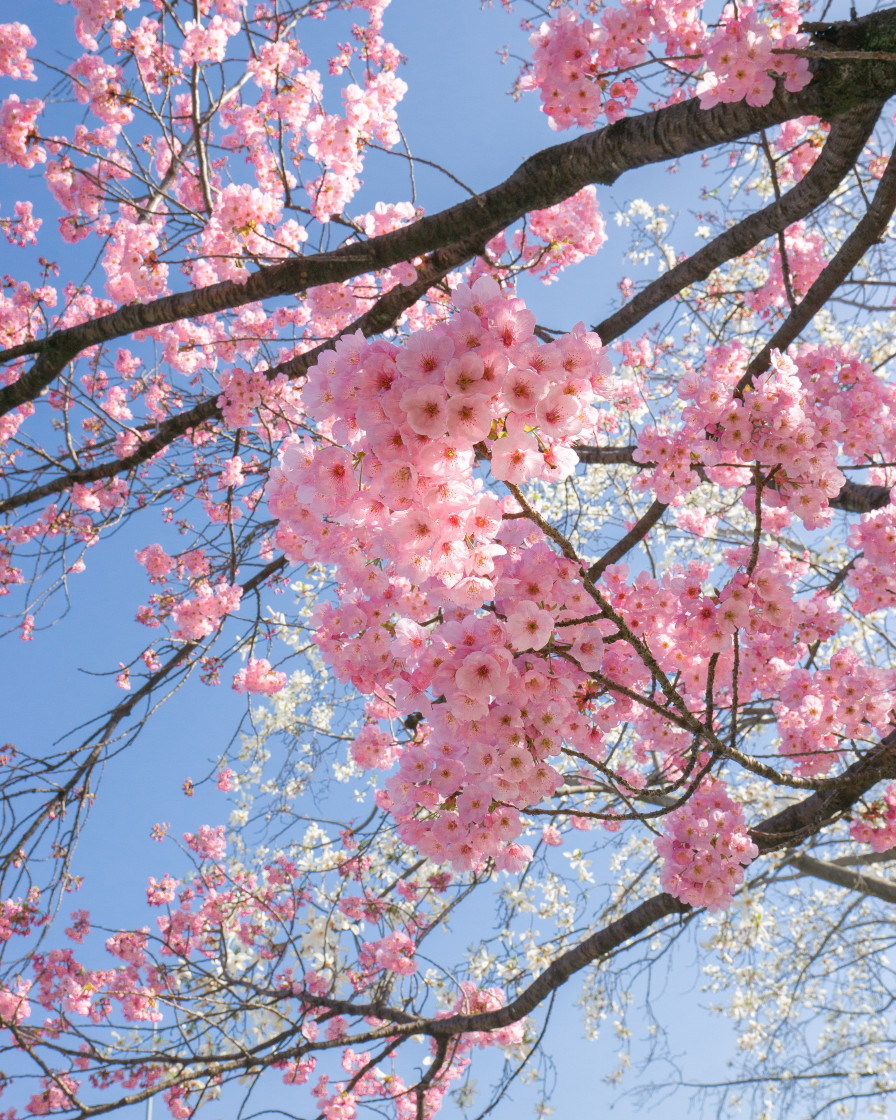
(263, 277, 896, 879)
(69, 52, 133, 131)
(518, 1, 809, 131)
(696, 4, 810, 109)
(745, 222, 826, 315)
(103, 214, 168, 303)
(169, 580, 243, 641)
(180, 14, 238, 66)
(0, 94, 45, 168)
(777, 649, 896, 777)
(232, 656, 287, 695)
(0, 199, 41, 245)
(655, 775, 759, 910)
(585, 546, 853, 778)
(487, 186, 608, 284)
(638, 344, 896, 530)
(267, 278, 621, 867)
(850, 784, 896, 852)
(847, 499, 896, 615)
(0, 22, 36, 81)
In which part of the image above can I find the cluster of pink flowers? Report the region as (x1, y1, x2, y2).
(0, 841, 392, 1106)
(696, 4, 810, 109)
(0, 889, 43, 943)
(0, 978, 31, 1024)
(718, 351, 844, 529)
(0, 199, 41, 246)
(45, 153, 108, 243)
(103, 214, 168, 303)
(25, 1073, 81, 1116)
(350, 723, 401, 770)
(517, 1, 808, 131)
(655, 775, 759, 910)
(848, 499, 896, 615)
(217, 366, 287, 428)
(105, 928, 149, 967)
(0, 95, 45, 168)
(773, 116, 827, 184)
(582, 546, 848, 777)
(217, 456, 247, 488)
(29, 943, 160, 1023)
(135, 544, 176, 582)
(232, 656, 287, 695)
(262, 279, 896, 878)
(304, 71, 407, 222)
(486, 186, 607, 284)
(0, 543, 23, 597)
(307, 280, 371, 334)
(245, 34, 312, 91)
(850, 784, 896, 852)
(122, 14, 175, 94)
(357, 929, 417, 976)
(6, 0, 408, 312)
(184, 824, 227, 862)
(70, 0, 141, 52)
(0, 22, 36, 80)
(180, 15, 239, 67)
(265, 278, 622, 867)
(192, 183, 284, 285)
(169, 580, 243, 641)
(71, 477, 129, 512)
(146, 873, 179, 907)
(69, 53, 133, 131)
(520, 10, 611, 130)
(745, 222, 826, 315)
(638, 343, 896, 530)
(777, 650, 896, 777)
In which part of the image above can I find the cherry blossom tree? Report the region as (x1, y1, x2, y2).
(5, 1, 896, 1117)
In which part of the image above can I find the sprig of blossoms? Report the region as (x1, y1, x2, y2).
(516, 1, 810, 131)
(850, 785, 896, 852)
(655, 775, 759, 910)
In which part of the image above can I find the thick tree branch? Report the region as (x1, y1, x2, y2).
(832, 479, 893, 513)
(753, 728, 896, 850)
(787, 852, 896, 904)
(586, 498, 668, 581)
(572, 443, 638, 464)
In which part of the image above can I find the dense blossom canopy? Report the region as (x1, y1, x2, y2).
(4, 1, 896, 1118)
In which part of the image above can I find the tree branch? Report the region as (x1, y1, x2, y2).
(586, 498, 668, 581)
(787, 852, 896, 905)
